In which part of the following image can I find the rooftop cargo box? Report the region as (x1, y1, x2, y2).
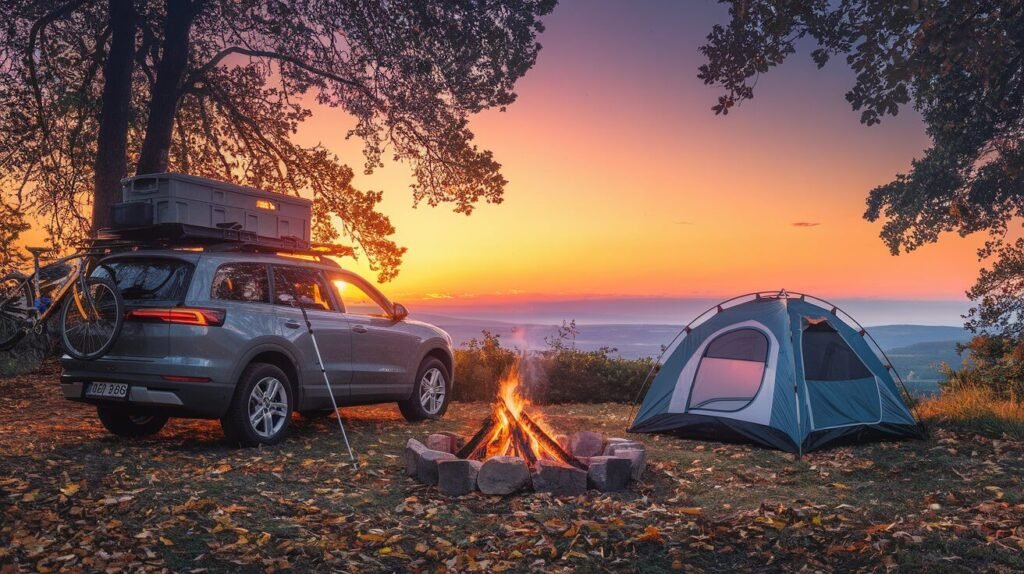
(111, 173, 311, 247)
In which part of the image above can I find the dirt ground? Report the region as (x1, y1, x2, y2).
(1, 364, 1022, 573)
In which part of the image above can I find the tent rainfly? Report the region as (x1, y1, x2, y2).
(629, 291, 925, 454)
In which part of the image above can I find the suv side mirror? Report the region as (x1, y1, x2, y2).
(392, 303, 409, 321)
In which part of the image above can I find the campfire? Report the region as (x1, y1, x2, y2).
(455, 364, 584, 469)
(405, 362, 647, 497)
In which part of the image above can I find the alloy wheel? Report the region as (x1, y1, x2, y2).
(419, 367, 446, 415)
(248, 376, 289, 438)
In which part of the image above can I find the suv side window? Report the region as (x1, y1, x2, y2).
(330, 274, 391, 318)
(272, 266, 336, 311)
(211, 263, 269, 303)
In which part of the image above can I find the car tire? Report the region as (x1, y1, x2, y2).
(221, 362, 293, 447)
(97, 407, 169, 438)
(398, 358, 451, 422)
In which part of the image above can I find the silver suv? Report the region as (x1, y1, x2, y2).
(60, 248, 454, 446)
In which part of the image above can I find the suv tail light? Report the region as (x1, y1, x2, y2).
(125, 307, 226, 326)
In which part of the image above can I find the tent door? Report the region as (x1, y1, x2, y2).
(800, 318, 882, 430)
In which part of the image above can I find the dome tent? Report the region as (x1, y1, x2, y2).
(628, 291, 925, 454)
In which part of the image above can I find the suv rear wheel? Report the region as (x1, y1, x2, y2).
(221, 363, 293, 447)
(97, 406, 169, 437)
(398, 358, 451, 422)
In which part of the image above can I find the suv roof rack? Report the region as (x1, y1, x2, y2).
(93, 223, 354, 260)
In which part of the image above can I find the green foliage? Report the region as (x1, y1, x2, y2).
(941, 334, 1024, 400)
(452, 325, 656, 404)
(537, 344, 655, 404)
(452, 330, 518, 402)
(699, 1, 1024, 338)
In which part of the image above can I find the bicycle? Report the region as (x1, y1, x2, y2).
(0, 244, 125, 360)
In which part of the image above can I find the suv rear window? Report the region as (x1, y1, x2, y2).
(93, 259, 193, 302)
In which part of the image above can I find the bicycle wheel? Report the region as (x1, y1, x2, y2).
(60, 277, 124, 360)
(0, 274, 32, 350)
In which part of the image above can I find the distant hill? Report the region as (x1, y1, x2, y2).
(861, 324, 971, 350)
(412, 314, 972, 373)
(884, 339, 968, 376)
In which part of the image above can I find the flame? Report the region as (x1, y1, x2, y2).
(483, 361, 562, 462)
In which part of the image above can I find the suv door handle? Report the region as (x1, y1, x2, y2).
(283, 320, 301, 329)
(352, 325, 368, 334)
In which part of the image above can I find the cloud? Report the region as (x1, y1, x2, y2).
(424, 292, 454, 300)
(674, 221, 694, 225)
(791, 222, 821, 228)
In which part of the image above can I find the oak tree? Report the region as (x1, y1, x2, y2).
(699, 0, 1024, 334)
(1, 0, 556, 281)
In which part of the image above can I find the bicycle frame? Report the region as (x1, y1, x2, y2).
(19, 247, 105, 327)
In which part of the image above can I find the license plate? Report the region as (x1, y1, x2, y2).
(86, 382, 129, 400)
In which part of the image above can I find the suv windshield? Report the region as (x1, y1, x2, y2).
(93, 258, 193, 302)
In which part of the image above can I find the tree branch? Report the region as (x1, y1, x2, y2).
(27, 0, 91, 139)
(186, 46, 377, 102)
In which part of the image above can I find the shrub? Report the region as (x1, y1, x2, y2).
(452, 331, 518, 402)
(452, 323, 656, 404)
(940, 334, 1024, 400)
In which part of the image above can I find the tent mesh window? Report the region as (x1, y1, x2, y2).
(688, 328, 769, 411)
(801, 321, 872, 381)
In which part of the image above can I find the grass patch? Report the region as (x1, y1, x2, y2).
(919, 386, 1024, 440)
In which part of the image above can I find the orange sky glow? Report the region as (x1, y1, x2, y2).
(14, 1, 987, 314)
(305, 2, 984, 307)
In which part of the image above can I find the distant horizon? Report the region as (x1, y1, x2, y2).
(403, 294, 971, 328)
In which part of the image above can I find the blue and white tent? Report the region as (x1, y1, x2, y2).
(629, 291, 924, 454)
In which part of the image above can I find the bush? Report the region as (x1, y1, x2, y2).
(452, 323, 657, 404)
(452, 331, 518, 402)
(940, 334, 1024, 400)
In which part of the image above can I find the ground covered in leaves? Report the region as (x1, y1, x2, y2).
(1, 365, 1022, 573)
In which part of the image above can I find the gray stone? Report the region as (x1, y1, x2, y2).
(425, 432, 464, 454)
(477, 456, 531, 495)
(437, 459, 482, 496)
(603, 441, 645, 456)
(414, 449, 457, 485)
(405, 438, 428, 477)
(569, 431, 605, 458)
(587, 456, 631, 492)
(533, 459, 587, 497)
(613, 448, 646, 481)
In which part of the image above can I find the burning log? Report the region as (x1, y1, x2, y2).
(497, 398, 538, 466)
(519, 408, 585, 470)
(456, 413, 498, 460)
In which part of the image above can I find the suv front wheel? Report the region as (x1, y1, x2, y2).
(221, 363, 293, 447)
(398, 358, 451, 422)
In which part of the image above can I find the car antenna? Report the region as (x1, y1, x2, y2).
(288, 291, 357, 470)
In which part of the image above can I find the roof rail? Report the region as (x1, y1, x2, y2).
(92, 223, 354, 261)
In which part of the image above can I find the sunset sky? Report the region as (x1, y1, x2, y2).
(294, 0, 984, 319)
(14, 1, 986, 325)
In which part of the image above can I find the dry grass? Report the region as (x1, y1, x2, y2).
(918, 386, 1024, 440)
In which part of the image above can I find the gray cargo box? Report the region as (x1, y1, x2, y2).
(118, 173, 311, 244)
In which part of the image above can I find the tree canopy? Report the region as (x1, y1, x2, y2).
(1, 0, 555, 281)
(699, 0, 1024, 334)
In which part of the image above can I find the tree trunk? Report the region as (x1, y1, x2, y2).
(91, 0, 137, 233)
(136, 0, 196, 175)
